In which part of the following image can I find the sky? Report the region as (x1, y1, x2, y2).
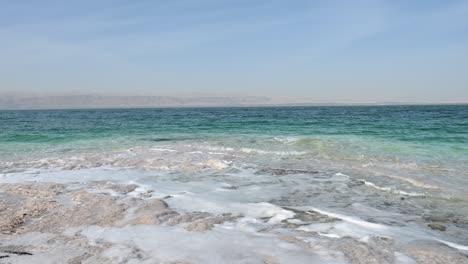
(0, 0, 468, 103)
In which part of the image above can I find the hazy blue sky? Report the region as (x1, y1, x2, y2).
(1, 0, 467, 102)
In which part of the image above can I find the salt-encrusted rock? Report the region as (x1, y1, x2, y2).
(329, 237, 396, 264)
(0, 183, 147, 234)
(127, 198, 175, 225)
(92, 182, 139, 194)
(184, 214, 238, 232)
(166, 212, 211, 226)
(0, 183, 62, 234)
(402, 240, 468, 264)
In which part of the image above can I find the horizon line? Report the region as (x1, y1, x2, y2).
(1, 102, 468, 111)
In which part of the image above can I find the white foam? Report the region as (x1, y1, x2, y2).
(295, 206, 468, 253)
(335, 172, 349, 177)
(199, 159, 230, 169)
(240, 148, 306, 155)
(296, 206, 405, 240)
(361, 179, 425, 197)
(201, 146, 235, 152)
(167, 194, 295, 225)
(236, 202, 295, 224)
(78, 225, 334, 264)
(149, 148, 176, 152)
(394, 252, 417, 264)
(318, 232, 341, 239)
(273, 137, 301, 144)
(306, 207, 388, 231)
(436, 239, 468, 252)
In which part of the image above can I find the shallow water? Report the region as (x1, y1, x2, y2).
(1, 105, 467, 263)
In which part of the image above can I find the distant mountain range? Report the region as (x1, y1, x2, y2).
(0, 94, 274, 109)
(0, 94, 466, 109)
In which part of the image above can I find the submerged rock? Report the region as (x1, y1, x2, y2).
(424, 215, 449, 222)
(283, 207, 339, 224)
(0, 245, 33, 256)
(428, 223, 447, 231)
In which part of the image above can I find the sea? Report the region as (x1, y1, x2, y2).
(1, 105, 467, 263)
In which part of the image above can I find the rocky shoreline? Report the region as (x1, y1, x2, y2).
(0, 181, 467, 263)
(0, 182, 239, 263)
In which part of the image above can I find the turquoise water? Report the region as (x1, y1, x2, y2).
(1, 105, 467, 162)
(1, 105, 468, 259)
(1, 105, 467, 140)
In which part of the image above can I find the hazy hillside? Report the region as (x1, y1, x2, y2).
(0, 94, 273, 109)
